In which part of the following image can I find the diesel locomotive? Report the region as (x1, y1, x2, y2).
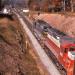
(0, 0, 12, 18)
(33, 20, 75, 75)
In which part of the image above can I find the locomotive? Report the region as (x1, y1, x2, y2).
(33, 20, 75, 75)
(0, 0, 12, 18)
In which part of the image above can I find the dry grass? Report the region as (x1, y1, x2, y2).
(0, 16, 41, 75)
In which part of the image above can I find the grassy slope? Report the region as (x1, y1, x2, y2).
(0, 16, 41, 75)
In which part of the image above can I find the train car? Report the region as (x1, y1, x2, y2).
(0, 0, 13, 19)
(33, 20, 75, 75)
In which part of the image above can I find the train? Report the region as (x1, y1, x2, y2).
(0, 0, 12, 19)
(33, 20, 75, 75)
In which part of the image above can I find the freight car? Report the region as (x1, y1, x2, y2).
(33, 20, 75, 75)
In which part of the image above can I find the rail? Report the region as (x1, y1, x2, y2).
(14, 10, 61, 75)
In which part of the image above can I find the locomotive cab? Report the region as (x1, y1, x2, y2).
(33, 20, 75, 75)
(60, 44, 75, 75)
(61, 43, 75, 75)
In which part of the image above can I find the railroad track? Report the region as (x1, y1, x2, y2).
(32, 31, 67, 75)
(17, 11, 66, 75)
(15, 10, 63, 75)
(44, 46, 67, 75)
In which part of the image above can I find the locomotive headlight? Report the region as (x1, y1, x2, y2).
(3, 8, 8, 14)
(68, 51, 75, 60)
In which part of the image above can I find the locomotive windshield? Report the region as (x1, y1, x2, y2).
(68, 46, 75, 60)
(70, 46, 75, 51)
(68, 50, 75, 60)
